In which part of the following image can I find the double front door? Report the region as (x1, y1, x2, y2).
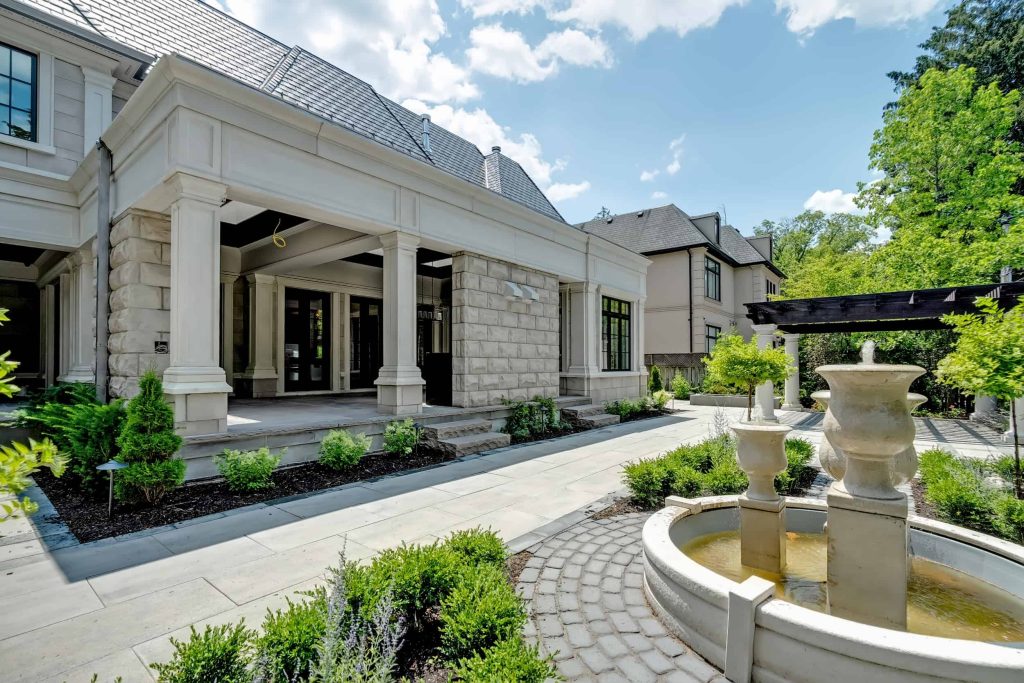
(284, 288, 330, 392)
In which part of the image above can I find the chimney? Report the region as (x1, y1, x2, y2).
(491, 145, 501, 154)
(420, 114, 432, 155)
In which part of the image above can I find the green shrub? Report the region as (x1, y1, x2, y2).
(622, 457, 674, 508)
(775, 438, 814, 494)
(501, 397, 561, 440)
(256, 594, 326, 682)
(652, 390, 672, 410)
(55, 400, 124, 493)
(116, 371, 184, 505)
(670, 373, 692, 400)
(150, 622, 254, 683)
(17, 382, 97, 435)
(452, 637, 561, 683)
(648, 365, 663, 393)
(382, 418, 418, 456)
(114, 459, 186, 505)
(994, 495, 1024, 544)
(439, 564, 527, 661)
(345, 541, 463, 621)
(319, 429, 371, 470)
(605, 398, 651, 419)
(444, 527, 507, 568)
(215, 447, 280, 492)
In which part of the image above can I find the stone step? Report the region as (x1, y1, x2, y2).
(434, 431, 511, 457)
(561, 403, 608, 419)
(561, 404, 621, 429)
(579, 413, 620, 428)
(421, 418, 492, 442)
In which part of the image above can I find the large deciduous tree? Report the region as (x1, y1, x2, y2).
(859, 67, 1024, 288)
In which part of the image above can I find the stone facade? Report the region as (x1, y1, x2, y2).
(107, 210, 171, 398)
(451, 252, 559, 407)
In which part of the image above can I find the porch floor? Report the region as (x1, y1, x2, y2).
(226, 394, 455, 435)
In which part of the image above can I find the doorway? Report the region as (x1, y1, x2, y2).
(284, 288, 330, 392)
(349, 296, 383, 390)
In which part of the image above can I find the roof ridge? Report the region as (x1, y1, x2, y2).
(496, 153, 565, 222)
(260, 44, 301, 92)
(376, 94, 434, 162)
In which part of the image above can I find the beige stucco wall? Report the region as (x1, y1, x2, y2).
(646, 251, 693, 354)
(451, 252, 559, 407)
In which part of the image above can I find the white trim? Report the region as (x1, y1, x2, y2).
(81, 65, 114, 156)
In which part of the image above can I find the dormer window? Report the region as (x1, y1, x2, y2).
(0, 42, 37, 142)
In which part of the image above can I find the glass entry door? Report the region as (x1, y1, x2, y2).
(349, 297, 383, 390)
(284, 288, 330, 392)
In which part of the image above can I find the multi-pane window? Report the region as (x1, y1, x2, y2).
(0, 43, 36, 142)
(706, 324, 721, 353)
(601, 296, 631, 371)
(766, 279, 778, 297)
(705, 257, 721, 301)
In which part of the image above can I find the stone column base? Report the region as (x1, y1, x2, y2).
(235, 373, 278, 398)
(164, 368, 232, 436)
(781, 403, 802, 411)
(375, 367, 425, 415)
(826, 486, 908, 630)
(739, 495, 786, 574)
(58, 367, 96, 384)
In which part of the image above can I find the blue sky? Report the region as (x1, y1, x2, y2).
(215, 1, 950, 234)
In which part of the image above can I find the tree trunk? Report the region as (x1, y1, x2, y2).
(1013, 399, 1022, 500)
(747, 386, 754, 423)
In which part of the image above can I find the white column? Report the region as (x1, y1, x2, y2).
(375, 232, 424, 414)
(1006, 397, 1024, 442)
(60, 247, 96, 383)
(566, 282, 600, 375)
(163, 174, 232, 435)
(752, 323, 778, 422)
(58, 270, 72, 380)
(782, 333, 801, 411)
(635, 296, 647, 395)
(43, 283, 57, 385)
(342, 292, 352, 391)
(220, 274, 236, 392)
(971, 394, 997, 421)
(81, 66, 115, 155)
(241, 273, 278, 397)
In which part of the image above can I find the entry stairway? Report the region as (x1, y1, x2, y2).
(420, 419, 511, 457)
(560, 403, 621, 428)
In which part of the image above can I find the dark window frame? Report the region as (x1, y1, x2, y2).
(706, 324, 722, 353)
(766, 279, 778, 297)
(0, 42, 38, 143)
(601, 296, 632, 372)
(705, 256, 721, 301)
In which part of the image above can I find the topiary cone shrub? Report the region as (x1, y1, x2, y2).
(114, 370, 185, 505)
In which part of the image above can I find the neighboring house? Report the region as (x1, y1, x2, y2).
(0, 0, 649, 437)
(578, 204, 783, 376)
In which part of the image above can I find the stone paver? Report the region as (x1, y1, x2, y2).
(518, 513, 720, 682)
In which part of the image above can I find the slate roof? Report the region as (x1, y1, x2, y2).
(13, 0, 564, 222)
(576, 204, 780, 273)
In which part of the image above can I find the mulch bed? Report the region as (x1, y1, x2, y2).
(35, 447, 456, 543)
(590, 497, 645, 519)
(911, 477, 938, 520)
(507, 549, 533, 584)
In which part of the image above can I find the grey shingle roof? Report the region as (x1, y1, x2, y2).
(16, 0, 565, 222)
(577, 204, 777, 270)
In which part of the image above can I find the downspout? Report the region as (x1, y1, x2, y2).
(687, 249, 693, 353)
(95, 140, 112, 403)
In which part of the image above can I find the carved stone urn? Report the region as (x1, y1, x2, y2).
(732, 422, 792, 501)
(816, 356, 924, 500)
(813, 390, 925, 487)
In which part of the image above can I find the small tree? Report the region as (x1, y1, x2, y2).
(937, 296, 1024, 498)
(115, 370, 184, 504)
(648, 365, 663, 394)
(0, 309, 65, 521)
(703, 332, 793, 422)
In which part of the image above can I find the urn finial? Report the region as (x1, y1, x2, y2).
(860, 340, 876, 365)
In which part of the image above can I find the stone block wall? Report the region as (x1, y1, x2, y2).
(451, 252, 559, 407)
(107, 210, 171, 398)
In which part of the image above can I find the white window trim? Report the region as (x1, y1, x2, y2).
(0, 42, 55, 155)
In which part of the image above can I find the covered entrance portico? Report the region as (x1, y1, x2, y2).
(88, 56, 649, 436)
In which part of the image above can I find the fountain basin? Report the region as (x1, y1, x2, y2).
(643, 496, 1024, 683)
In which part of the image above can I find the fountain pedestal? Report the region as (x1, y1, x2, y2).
(817, 345, 923, 631)
(732, 422, 791, 574)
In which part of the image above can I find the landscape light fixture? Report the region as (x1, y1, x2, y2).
(96, 459, 129, 518)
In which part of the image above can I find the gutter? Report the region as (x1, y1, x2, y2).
(95, 140, 112, 403)
(687, 249, 694, 353)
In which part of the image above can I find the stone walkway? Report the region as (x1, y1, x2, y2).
(0, 403, 1006, 681)
(519, 513, 724, 682)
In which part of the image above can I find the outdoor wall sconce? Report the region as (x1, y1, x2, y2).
(502, 281, 523, 300)
(96, 459, 129, 518)
(520, 285, 540, 302)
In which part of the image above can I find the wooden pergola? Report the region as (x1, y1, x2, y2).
(745, 281, 1024, 334)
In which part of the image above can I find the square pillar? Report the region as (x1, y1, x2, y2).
(375, 231, 424, 414)
(240, 273, 278, 397)
(162, 174, 232, 435)
(58, 270, 72, 379)
(220, 274, 237, 392)
(1006, 397, 1024, 442)
(781, 333, 801, 411)
(971, 394, 997, 422)
(59, 246, 96, 384)
(751, 323, 778, 422)
(43, 283, 57, 386)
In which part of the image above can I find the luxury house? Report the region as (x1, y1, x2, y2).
(578, 205, 784, 378)
(0, 0, 649, 448)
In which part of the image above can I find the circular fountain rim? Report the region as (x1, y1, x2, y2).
(643, 495, 1024, 668)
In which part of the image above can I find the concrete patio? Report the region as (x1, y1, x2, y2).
(0, 404, 1009, 682)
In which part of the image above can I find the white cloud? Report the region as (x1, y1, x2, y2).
(219, 0, 477, 103)
(775, 0, 940, 36)
(666, 134, 685, 175)
(651, 191, 668, 200)
(546, 181, 592, 201)
(803, 188, 858, 213)
(404, 99, 588, 201)
(467, 25, 610, 83)
(640, 169, 659, 182)
(459, 0, 546, 18)
(550, 0, 747, 41)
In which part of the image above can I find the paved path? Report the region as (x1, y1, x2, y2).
(520, 513, 725, 682)
(0, 404, 1005, 682)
